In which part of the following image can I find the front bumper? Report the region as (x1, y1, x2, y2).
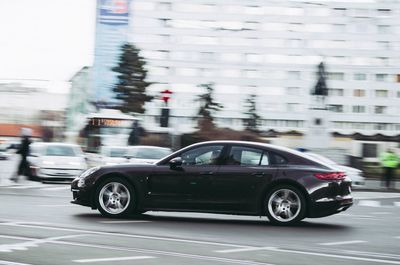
(70, 178, 95, 208)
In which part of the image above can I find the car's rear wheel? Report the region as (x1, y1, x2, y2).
(96, 177, 135, 218)
(265, 185, 306, 225)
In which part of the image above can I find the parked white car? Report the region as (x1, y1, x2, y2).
(304, 152, 365, 188)
(99, 146, 129, 166)
(28, 143, 87, 181)
(126, 146, 173, 164)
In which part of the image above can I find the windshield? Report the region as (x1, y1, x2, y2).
(128, 147, 172, 160)
(109, 147, 128, 157)
(45, 145, 76, 157)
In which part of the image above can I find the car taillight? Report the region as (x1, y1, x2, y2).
(314, 172, 346, 180)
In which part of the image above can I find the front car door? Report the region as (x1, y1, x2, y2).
(146, 144, 225, 210)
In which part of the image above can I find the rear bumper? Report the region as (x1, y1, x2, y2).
(307, 179, 353, 218)
(308, 196, 353, 218)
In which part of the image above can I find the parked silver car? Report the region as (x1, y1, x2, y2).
(304, 152, 365, 188)
(126, 146, 173, 164)
(28, 143, 87, 181)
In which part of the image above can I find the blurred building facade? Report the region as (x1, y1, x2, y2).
(0, 81, 68, 141)
(128, 0, 400, 159)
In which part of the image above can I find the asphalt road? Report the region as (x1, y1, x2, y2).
(1, 158, 400, 265)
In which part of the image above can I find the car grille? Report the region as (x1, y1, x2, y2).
(40, 168, 83, 178)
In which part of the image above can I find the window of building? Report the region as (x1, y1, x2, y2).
(329, 88, 344, 96)
(287, 87, 301, 96)
(243, 21, 260, 30)
(288, 23, 303, 32)
(376, 74, 388, 82)
(200, 52, 215, 61)
(362, 143, 377, 158)
(397, 91, 400, 98)
(159, 18, 172, 27)
(352, 105, 366, 113)
(289, 39, 304, 49)
(332, 24, 346, 33)
(327, 72, 344, 80)
(262, 23, 287, 31)
(352, 9, 369, 18)
(354, 73, 367, 80)
(375, 90, 388, 97)
(374, 106, 386, 114)
(305, 24, 330, 32)
(221, 69, 240, 78)
(176, 68, 198, 77)
(244, 6, 263, 15)
(287, 71, 301, 80)
(158, 2, 172, 11)
(377, 9, 391, 17)
(244, 70, 262, 78)
(378, 25, 390, 34)
(245, 53, 263, 63)
(329, 105, 344, 113)
(377, 41, 390, 49)
(353, 89, 366, 97)
(286, 103, 301, 112)
(397, 74, 400, 83)
(332, 7, 347, 16)
(220, 53, 242, 63)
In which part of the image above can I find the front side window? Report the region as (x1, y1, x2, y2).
(181, 145, 223, 166)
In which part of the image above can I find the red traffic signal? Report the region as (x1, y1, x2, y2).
(161, 89, 173, 103)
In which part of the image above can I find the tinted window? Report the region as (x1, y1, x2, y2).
(45, 146, 76, 156)
(181, 145, 223, 166)
(227, 146, 266, 166)
(270, 152, 288, 165)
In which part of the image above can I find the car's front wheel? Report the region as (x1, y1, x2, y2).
(265, 185, 306, 225)
(96, 177, 135, 218)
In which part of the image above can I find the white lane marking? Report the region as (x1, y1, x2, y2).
(215, 247, 271, 253)
(0, 234, 83, 252)
(0, 233, 273, 265)
(98, 220, 150, 224)
(266, 247, 400, 265)
(57, 241, 274, 265)
(73, 256, 155, 263)
(358, 200, 381, 207)
(394, 202, 400, 207)
(0, 222, 249, 248)
(338, 214, 374, 218)
(40, 186, 70, 191)
(0, 260, 34, 265)
(318, 240, 367, 246)
(372, 212, 391, 215)
(6, 185, 44, 189)
(37, 204, 75, 207)
(353, 192, 400, 200)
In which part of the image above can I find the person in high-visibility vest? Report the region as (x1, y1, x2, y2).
(379, 149, 399, 189)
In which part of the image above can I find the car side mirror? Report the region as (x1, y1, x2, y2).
(169, 157, 183, 170)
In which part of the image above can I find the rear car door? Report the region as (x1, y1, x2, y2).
(211, 145, 277, 212)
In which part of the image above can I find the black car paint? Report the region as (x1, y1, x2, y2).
(71, 141, 353, 218)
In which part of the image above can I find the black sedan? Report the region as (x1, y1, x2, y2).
(71, 141, 353, 225)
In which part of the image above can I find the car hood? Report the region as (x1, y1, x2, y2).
(36, 156, 87, 169)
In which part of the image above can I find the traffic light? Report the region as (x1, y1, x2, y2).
(160, 108, 170, 127)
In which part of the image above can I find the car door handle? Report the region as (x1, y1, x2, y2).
(200, 171, 214, 175)
(252, 172, 265, 177)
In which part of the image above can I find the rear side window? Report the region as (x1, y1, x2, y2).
(227, 146, 267, 166)
(270, 152, 288, 165)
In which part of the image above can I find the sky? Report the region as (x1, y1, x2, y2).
(0, 0, 96, 83)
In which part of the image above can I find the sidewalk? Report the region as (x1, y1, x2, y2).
(358, 179, 400, 192)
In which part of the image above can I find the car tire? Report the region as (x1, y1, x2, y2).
(265, 185, 306, 225)
(96, 177, 136, 218)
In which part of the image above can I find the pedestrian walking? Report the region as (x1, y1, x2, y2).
(379, 148, 399, 190)
(10, 128, 32, 183)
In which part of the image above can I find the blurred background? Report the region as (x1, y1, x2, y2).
(0, 0, 399, 182)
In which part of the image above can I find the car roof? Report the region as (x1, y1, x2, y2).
(31, 142, 80, 147)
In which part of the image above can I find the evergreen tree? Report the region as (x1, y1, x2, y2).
(112, 43, 153, 114)
(196, 83, 223, 131)
(243, 94, 260, 132)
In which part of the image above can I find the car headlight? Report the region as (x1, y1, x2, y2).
(79, 166, 100, 179)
